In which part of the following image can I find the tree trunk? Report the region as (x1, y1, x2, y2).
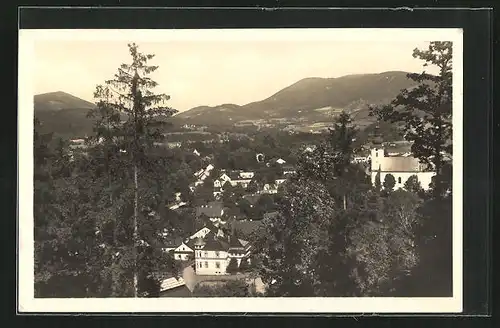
(133, 163, 139, 297)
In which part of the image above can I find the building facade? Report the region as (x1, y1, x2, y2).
(370, 147, 436, 190)
(193, 232, 253, 276)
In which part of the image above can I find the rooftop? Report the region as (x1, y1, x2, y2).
(160, 276, 186, 292)
(377, 156, 422, 172)
(196, 201, 224, 218)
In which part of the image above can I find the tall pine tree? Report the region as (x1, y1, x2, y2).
(91, 43, 178, 297)
(371, 41, 452, 198)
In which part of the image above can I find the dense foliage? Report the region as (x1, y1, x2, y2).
(34, 44, 187, 297)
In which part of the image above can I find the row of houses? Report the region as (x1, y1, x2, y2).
(212, 169, 295, 197)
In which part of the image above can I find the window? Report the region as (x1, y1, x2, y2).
(177, 255, 181, 259)
(215, 251, 220, 258)
(204, 262, 208, 268)
(204, 251, 208, 257)
(199, 262, 202, 268)
(398, 177, 402, 184)
(216, 262, 220, 269)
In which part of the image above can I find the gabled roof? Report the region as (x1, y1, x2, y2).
(193, 220, 218, 235)
(162, 236, 184, 248)
(202, 233, 230, 252)
(243, 194, 260, 205)
(229, 235, 244, 248)
(233, 220, 264, 236)
(196, 201, 224, 218)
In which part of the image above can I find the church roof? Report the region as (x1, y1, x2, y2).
(379, 156, 422, 172)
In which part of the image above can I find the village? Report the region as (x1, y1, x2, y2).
(148, 135, 439, 297)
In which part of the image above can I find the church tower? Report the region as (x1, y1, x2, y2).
(370, 125, 384, 171)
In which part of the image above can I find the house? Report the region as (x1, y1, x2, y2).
(262, 183, 278, 194)
(227, 171, 252, 188)
(167, 142, 182, 149)
(353, 156, 369, 163)
(213, 173, 232, 188)
(173, 239, 195, 261)
(370, 147, 436, 190)
(195, 164, 214, 181)
(276, 158, 286, 165)
(193, 231, 253, 276)
(275, 178, 286, 186)
(239, 171, 255, 179)
(189, 221, 218, 240)
(196, 201, 225, 224)
(213, 170, 253, 189)
(193, 149, 201, 156)
(233, 220, 264, 236)
(162, 236, 184, 253)
(282, 165, 297, 176)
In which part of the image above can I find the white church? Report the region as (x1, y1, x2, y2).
(370, 147, 436, 190)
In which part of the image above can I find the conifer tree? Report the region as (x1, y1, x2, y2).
(374, 170, 382, 192)
(92, 43, 177, 297)
(371, 41, 452, 198)
(383, 174, 396, 192)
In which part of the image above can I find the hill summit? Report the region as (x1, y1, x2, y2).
(34, 91, 96, 112)
(173, 71, 417, 128)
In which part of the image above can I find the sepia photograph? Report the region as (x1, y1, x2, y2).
(18, 28, 463, 313)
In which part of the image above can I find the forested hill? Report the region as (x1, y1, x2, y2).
(34, 91, 97, 139)
(172, 71, 418, 126)
(34, 71, 417, 138)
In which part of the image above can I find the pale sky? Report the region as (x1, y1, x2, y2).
(34, 39, 435, 112)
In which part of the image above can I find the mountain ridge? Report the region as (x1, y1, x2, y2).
(173, 71, 417, 126)
(34, 71, 417, 137)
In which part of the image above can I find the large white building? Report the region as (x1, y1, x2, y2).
(193, 232, 252, 276)
(370, 147, 436, 190)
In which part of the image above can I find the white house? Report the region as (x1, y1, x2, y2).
(173, 241, 195, 261)
(213, 171, 253, 189)
(262, 183, 278, 194)
(196, 201, 225, 224)
(193, 232, 253, 276)
(370, 147, 436, 190)
(239, 171, 255, 179)
(275, 178, 286, 186)
(276, 158, 286, 165)
(195, 164, 214, 181)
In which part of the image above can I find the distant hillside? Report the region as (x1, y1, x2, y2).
(173, 71, 418, 128)
(34, 91, 96, 112)
(34, 91, 97, 138)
